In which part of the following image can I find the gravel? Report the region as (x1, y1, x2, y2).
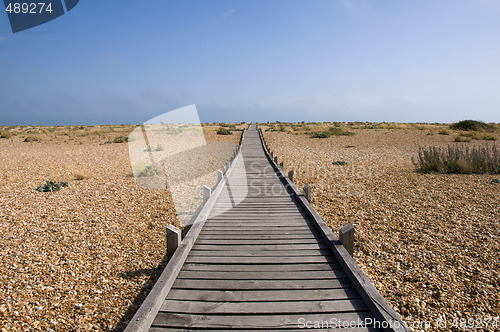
(0, 126, 241, 331)
(264, 128, 499, 331)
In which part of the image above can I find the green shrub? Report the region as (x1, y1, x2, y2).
(332, 161, 348, 165)
(438, 130, 450, 135)
(454, 136, 471, 143)
(450, 120, 495, 132)
(413, 144, 499, 174)
(216, 127, 232, 135)
(310, 132, 331, 138)
(492, 178, 500, 183)
(113, 136, 128, 143)
(0, 131, 12, 139)
(36, 181, 68, 192)
(328, 127, 356, 136)
(482, 134, 497, 141)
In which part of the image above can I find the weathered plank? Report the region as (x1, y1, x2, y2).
(177, 270, 347, 279)
(188, 249, 333, 257)
(166, 288, 359, 302)
(172, 278, 350, 290)
(151, 312, 375, 329)
(160, 299, 368, 314)
(192, 243, 329, 251)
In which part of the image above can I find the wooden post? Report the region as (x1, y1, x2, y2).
(274, 156, 278, 163)
(225, 162, 230, 172)
(217, 170, 223, 183)
(203, 185, 211, 203)
(279, 161, 284, 169)
(303, 184, 311, 202)
(288, 169, 294, 181)
(339, 223, 355, 256)
(166, 225, 181, 261)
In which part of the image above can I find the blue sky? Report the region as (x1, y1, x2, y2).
(0, 0, 499, 125)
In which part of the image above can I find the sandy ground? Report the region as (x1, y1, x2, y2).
(263, 127, 499, 331)
(0, 125, 241, 331)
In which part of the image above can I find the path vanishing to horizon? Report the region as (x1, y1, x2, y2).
(125, 124, 409, 332)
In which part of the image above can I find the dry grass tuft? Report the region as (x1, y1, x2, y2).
(413, 144, 500, 174)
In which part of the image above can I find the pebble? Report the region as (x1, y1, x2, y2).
(0, 126, 242, 331)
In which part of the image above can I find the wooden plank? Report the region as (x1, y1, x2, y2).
(166, 288, 360, 302)
(151, 328, 381, 332)
(192, 243, 329, 251)
(194, 238, 324, 245)
(181, 263, 339, 272)
(197, 234, 321, 240)
(172, 278, 350, 290)
(160, 299, 368, 314)
(199, 229, 318, 235)
(151, 312, 375, 329)
(177, 270, 347, 280)
(188, 249, 332, 257)
(185, 255, 336, 264)
(201, 225, 315, 231)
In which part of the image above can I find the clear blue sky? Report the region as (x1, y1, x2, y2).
(1, 0, 499, 125)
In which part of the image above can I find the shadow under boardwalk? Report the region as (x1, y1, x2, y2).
(148, 125, 384, 331)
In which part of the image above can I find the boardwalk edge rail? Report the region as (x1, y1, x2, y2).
(257, 127, 410, 332)
(124, 128, 248, 332)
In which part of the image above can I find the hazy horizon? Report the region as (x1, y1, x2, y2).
(1, 0, 499, 125)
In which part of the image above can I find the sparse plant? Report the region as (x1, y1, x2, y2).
(133, 162, 163, 177)
(154, 143, 165, 151)
(36, 181, 68, 192)
(332, 161, 348, 166)
(492, 178, 500, 183)
(0, 131, 12, 139)
(482, 134, 497, 141)
(311, 131, 331, 138)
(328, 127, 356, 136)
(24, 135, 41, 142)
(113, 136, 128, 143)
(216, 127, 232, 135)
(413, 144, 500, 174)
(450, 120, 495, 132)
(438, 130, 450, 135)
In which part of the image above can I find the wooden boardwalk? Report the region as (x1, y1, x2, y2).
(126, 124, 408, 331)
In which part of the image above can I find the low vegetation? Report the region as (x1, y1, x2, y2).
(112, 136, 129, 143)
(0, 131, 12, 139)
(24, 135, 42, 142)
(310, 126, 355, 138)
(413, 144, 499, 174)
(450, 120, 495, 132)
(216, 127, 232, 135)
(35, 181, 68, 192)
(132, 162, 163, 177)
